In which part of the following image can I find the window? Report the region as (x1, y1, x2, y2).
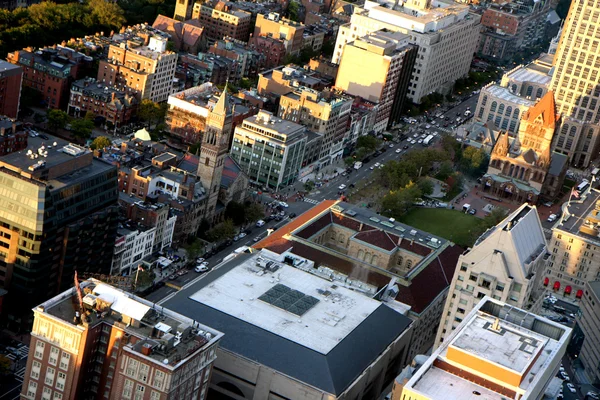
(459, 299, 468, 305)
(496, 283, 505, 292)
(457, 308, 465, 314)
(152, 370, 166, 390)
(35, 341, 45, 359)
(49, 346, 59, 366)
(460, 264, 467, 272)
(480, 280, 491, 289)
(56, 372, 66, 391)
(126, 358, 138, 377)
(27, 381, 38, 398)
(60, 353, 70, 370)
(512, 283, 523, 293)
(469, 274, 478, 282)
(31, 360, 41, 379)
(466, 285, 474, 292)
(454, 317, 462, 323)
(137, 364, 149, 383)
(45, 367, 56, 386)
(42, 387, 52, 400)
(134, 385, 145, 400)
(457, 275, 464, 281)
(150, 391, 161, 400)
(123, 379, 134, 398)
(53, 392, 63, 400)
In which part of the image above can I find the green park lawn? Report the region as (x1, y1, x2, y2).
(399, 208, 486, 248)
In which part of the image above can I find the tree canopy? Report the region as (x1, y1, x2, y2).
(47, 109, 69, 132)
(71, 118, 94, 139)
(90, 136, 112, 150)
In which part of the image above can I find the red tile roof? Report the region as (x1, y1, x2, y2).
(331, 212, 369, 231)
(354, 229, 400, 251)
(395, 244, 463, 313)
(253, 200, 337, 250)
(398, 239, 432, 257)
(296, 212, 332, 239)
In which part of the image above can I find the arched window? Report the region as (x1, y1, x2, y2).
(481, 95, 488, 107)
(490, 101, 497, 112)
(498, 104, 505, 115)
(526, 86, 533, 97)
(371, 255, 378, 265)
(505, 106, 512, 117)
(397, 256, 404, 266)
(511, 84, 517, 93)
(561, 124, 569, 136)
(331, 231, 336, 240)
(358, 249, 364, 260)
(536, 88, 543, 99)
(366, 253, 373, 263)
(513, 109, 520, 119)
(569, 126, 577, 137)
(339, 235, 345, 243)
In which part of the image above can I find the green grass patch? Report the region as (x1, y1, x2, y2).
(399, 208, 486, 248)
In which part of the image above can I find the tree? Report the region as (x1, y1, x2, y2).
(304, 180, 315, 192)
(245, 202, 265, 223)
(183, 238, 204, 261)
(287, 0, 300, 21)
(87, 0, 125, 29)
(137, 99, 166, 126)
(357, 135, 379, 153)
(482, 207, 508, 228)
(90, 136, 112, 150)
(225, 201, 246, 225)
(70, 118, 94, 139)
(47, 109, 69, 132)
(418, 178, 434, 197)
(206, 220, 235, 242)
(380, 182, 422, 218)
(437, 161, 454, 181)
(135, 269, 155, 290)
(344, 157, 354, 167)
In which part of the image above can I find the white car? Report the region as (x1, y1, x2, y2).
(195, 265, 209, 273)
(279, 202, 289, 208)
(560, 372, 570, 381)
(395, 148, 402, 154)
(238, 232, 247, 239)
(566, 383, 576, 393)
(547, 214, 557, 222)
(417, 139, 423, 144)
(370, 165, 375, 170)
(256, 220, 265, 227)
(413, 133, 419, 138)
(338, 184, 347, 190)
(425, 125, 431, 129)
(374, 162, 381, 168)
(389, 143, 394, 148)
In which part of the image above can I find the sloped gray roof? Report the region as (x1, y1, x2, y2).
(548, 152, 568, 176)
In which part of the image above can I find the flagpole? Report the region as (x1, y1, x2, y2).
(134, 265, 140, 289)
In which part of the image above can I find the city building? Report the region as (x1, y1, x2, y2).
(0, 120, 28, 156)
(219, 156, 249, 205)
(207, 37, 261, 80)
(253, 200, 464, 364)
(21, 278, 223, 400)
(162, 247, 413, 399)
(335, 30, 417, 131)
(165, 83, 232, 146)
(577, 280, 600, 384)
(0, 61, 22, 119)
(332, 0, 481, 103)
(111, 226, 156, 275)
(192, 0, 252, 42)
(254, 13, 306, 56)
(7, 46, 92, 109)
(302, 24, 326, 52)
(177, 53, 235, 88)
(435, 204, 547, 346)
(400, 297, 572, 400)
(478, 0, 552, 62)
(248, 34, 287, 70)
(0, 135, 118, 330)
(483, 92, 568, 203)
(97, 28, 178, 102)
(152, 15, 206, 54)
(306, 56, 339, 81)
(68, 78, 137, 129)
(346, 97, 378, 147)
(257, 64, 329, 105)
(455, 120, 500, 154)
(230, 110, 308, 190)
(543, 190, 600, 303)
(549, 0, 600, 167)
(474, 54, 554, 135)
(124, 201, 177, 253)
(278, 87, 352, 167)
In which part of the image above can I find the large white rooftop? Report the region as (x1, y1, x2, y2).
(485, 84, 535, 106)
(508, 67, 552, 86)
(412, 366, 505, 400)
(189, 251, 382, 354)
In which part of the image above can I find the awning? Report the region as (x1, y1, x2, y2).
(543, 277, 549, 286)
(565, 285, 572, 294)
(553, 281, 561, 290)
(576, 289, 584, 298)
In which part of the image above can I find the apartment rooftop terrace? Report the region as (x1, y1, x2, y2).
(40, 279, 223, 369)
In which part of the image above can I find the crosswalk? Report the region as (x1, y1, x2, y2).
(304, 198, 320, 205)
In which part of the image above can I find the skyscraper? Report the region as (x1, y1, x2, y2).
(549, 0, 600, 167)
(0, 136, 118, 330)
(197, 88, 232, 221)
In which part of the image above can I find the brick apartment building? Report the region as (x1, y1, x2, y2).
(0, 60, 22, 119)
(254, 13, 305, 56)
(68, 78, 137, 128)
(249, 35, 287, 70)
(0, 120, 27, 155)
(192, 0, 252, 42)
(7, 46, 91, 109)
(21, 278, 222, 400)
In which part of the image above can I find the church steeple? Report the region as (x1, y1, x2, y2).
(213, 82, 229, 116)
(493, 131, 510, 156)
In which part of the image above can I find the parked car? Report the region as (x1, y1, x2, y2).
(566, 383, 576, 393)
(279, 202, 289, 208)
(547, 214, 558, 222)
(560, 371, 570, 381)
(239, 232, 247, 239)
(195, 264, 209, 273)
(256, 220, 265, 227)
(468, 208, 477, 215)
(289, 213, 297, 218)
(395, 148, 402, 154)
(338, 184, 347, 190)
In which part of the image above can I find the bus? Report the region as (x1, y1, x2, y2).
(577, 179, 590, 194)
(423, 135, 434, 146)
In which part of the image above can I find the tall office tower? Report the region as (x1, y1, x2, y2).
(174, 0, 194, 21)
(332, 0, 480, 103)
(549, 0, 600, 167)
(335, 30, 417, 132)
(0, 136, 118, 330)
(435, 204, 547, 347)
(21, 278, 223, 400)
(197, 88, 232, 220)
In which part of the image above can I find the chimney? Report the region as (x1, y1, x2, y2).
(397, 236, 402, 246)
(359, 222, 363, 230)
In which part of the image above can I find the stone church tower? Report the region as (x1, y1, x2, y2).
(197, 87, 233, 220)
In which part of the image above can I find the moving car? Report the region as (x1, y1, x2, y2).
(547, 214, 558, 222)
(279, 202, 289, 208)
(338, 184, 347, 190)
(395, 148, 402, 154)
(256, 220, 265, 227)
(566, 383, 576, 393)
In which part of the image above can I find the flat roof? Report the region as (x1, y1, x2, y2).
(412, 366, 504, 400)
(189, 252, 381, 354)
(164, 249, 412, 395)
(555, 189, 600, 243)
(486, 85, 535, 107)
(450, 315, 547, 374)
